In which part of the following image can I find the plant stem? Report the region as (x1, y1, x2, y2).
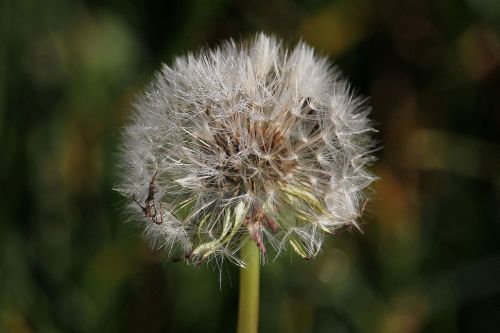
(237, 238, 260, 333)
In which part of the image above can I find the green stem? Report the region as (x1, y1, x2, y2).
(237, 238, 260, 333)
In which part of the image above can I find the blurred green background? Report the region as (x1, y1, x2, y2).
(1, 0, 500, 332)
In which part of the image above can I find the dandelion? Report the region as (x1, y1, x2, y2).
(116, 33, 376, 333)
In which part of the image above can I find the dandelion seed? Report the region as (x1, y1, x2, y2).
(116, 33, 376, 267)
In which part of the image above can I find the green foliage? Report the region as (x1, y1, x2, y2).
(1, 0, 499, 332)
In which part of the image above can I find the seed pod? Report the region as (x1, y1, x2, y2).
(116, 33, 377, 266)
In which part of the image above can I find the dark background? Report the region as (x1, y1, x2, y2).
(1, 0, 500, 332)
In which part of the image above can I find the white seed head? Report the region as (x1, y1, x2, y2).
(116, 33, 377, 266)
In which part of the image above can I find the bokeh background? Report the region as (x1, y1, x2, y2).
(2, 0, 500, 332)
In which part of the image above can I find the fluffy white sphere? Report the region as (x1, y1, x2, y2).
(116, 33, 376, 266)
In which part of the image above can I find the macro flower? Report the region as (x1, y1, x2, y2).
(116, 33, 376, 266)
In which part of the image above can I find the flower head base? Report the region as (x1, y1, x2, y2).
(117, 33, 376, 266)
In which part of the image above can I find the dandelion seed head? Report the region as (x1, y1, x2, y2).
(116, 33, 376, 266)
